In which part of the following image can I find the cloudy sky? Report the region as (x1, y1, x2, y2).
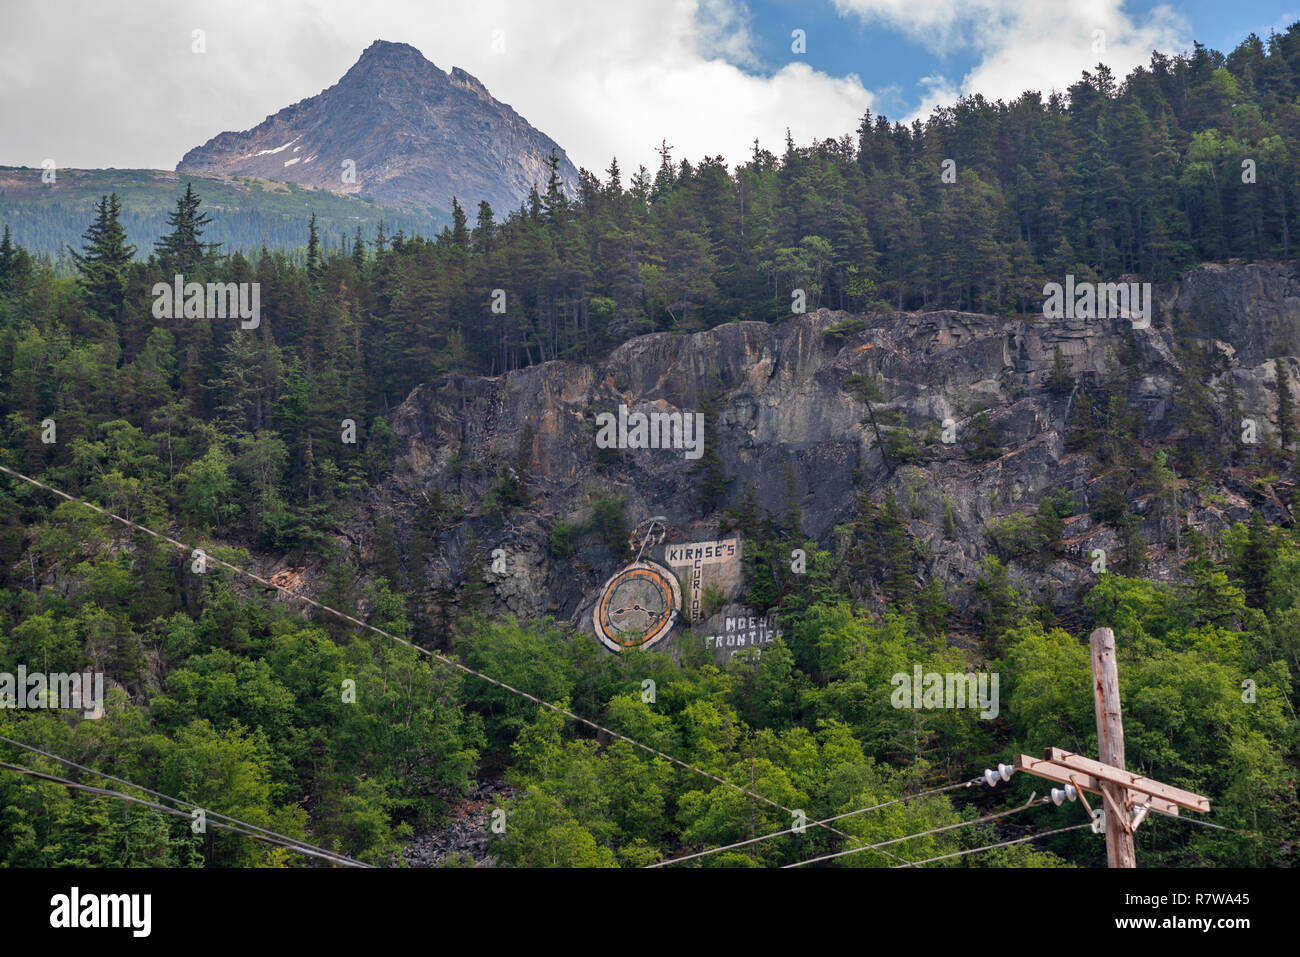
(1, 0, 1295, 176)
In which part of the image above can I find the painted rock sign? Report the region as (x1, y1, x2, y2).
(589, 535, 751, 656)
(592, 560, 681, 653)
(663, 537, 741, 623)
(701, 605, 783, 663)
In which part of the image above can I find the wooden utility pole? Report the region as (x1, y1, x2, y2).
(1014, 628, 1210, 868)
(1091, 626, 1135, 868)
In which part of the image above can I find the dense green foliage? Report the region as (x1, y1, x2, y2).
(1, 31, 1299, 867)
(2, 497, 1297, 866)
(0, 167, 447, 262)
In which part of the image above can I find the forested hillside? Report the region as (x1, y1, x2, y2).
(0, 167, 447, 263)
(0, 29, 1298, 868)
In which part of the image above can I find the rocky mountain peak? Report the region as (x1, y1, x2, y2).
(357, 38, 428, 62)
(449, 66, 491, 99)
(177, 40, 579, 216)
(343, 40, 445, 85)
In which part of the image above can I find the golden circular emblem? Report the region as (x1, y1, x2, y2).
(592, 561, 681, 652)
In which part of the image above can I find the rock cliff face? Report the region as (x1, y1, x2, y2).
(369, 262, 1299, 639)
(178, 40, 580, 216)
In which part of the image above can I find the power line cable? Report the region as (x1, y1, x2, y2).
(892, 821, 1094, 867)
(0, 464, 874, 854)
(895, 800, 1298, 869)
(1147, 807, 1297, 850)
(0, 760, 369, 867)
(782, 792, 1055, 868)
(649, 773, 990, 867)
(0, 732, 369, 867)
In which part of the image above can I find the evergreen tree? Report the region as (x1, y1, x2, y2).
(1046, 345, 1075, 395)
(916, 578, 949, 639)
(450, 198, 470, 250)
(371, 513, 401, 587)
(1033, 499, 1063, 552)
(973, 556, 1019, 655)
(1066, 387, 1097, 453)
(1118, 510, 1147, 572)
(880, 489, 915, 609)
(845, 372, 896, 473)
(1275, 358, 1295, 452)
(457, 527, 488, 627)
(70, 192, 136, 320)
(306, 212, 322, 289)
(352, 226, 366, 272)
(473, 201, 496, 256)
(1238, 509, 1275, 608)
(155, 182, 216, 272)
(1149, 449, 1180, 550)
(0, 224, 32, 296)
(964, 410, 1001, 462)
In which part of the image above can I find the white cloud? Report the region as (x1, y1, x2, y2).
(831, 0, 1191, 122)
(0, 0, 1201, 180)
(694, 0, 761, 68)
(0, 0, 874, 178)
(911, 74, 961, 124)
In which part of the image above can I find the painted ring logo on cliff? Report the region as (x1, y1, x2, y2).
(593, 561, 681, 653)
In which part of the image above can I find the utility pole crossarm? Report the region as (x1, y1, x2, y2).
(1008, 629, 1212, 868)
(1042, 748, 1210, 814)
(1012, 754, 1181, 816)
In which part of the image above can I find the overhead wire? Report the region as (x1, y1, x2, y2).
(7, 470, 1290, 871)
(892, 821, 1094, 867)
(1147, 807, 1298, 850)
(0, 732, 369, 867)
(0, 760, 370, 867)
(648, 774, 988, 867)
(894, 807, 1299, 868)
(782, 791, 1056, 868)
(0, 464, 876, 855)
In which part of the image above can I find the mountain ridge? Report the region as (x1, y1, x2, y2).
(178, 39, 580, 216)
(0, 165, 449, 260)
